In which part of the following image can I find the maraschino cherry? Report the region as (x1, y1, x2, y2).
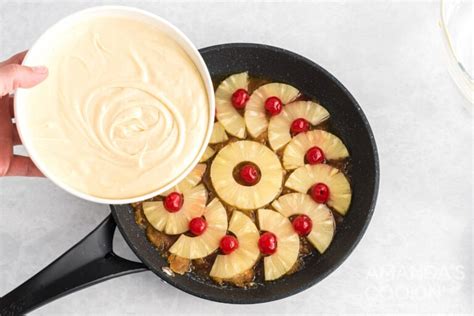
(189, 217, 207, 236)
(264, 96, 283, 116)
(220, 235, 239, 254)
(258, 232, 277, 255)
(310, 183, 330, 204)
(239, 164, 260, 185)
(305, 146, 325, 164)
(163, 192, 183, 212)
(290, 118, 310, 135)
(292, 215, 313, 236)
(231, 89, 249, 109)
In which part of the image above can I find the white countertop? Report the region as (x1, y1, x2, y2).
(0, 1, 472, 314)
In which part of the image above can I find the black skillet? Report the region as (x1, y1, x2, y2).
(0, 43, 379, 315)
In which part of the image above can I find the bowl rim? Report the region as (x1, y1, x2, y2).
(439, 0, 474, 105)
(14, 5, 215, 204)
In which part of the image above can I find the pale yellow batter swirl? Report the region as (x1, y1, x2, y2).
(18, 15, 210, 199)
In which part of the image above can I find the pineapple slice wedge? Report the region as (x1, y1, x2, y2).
(245, 83, 300, 138)
(257, 209, 300, 281)
(285, 164, 351, 215)
(199, 146, 216, 162)
(215, 72, 248, 138)
(268, 101, 330, 151)
(283, 130, 349, 170)
(169, 198, 228, 259)
(209, 122, 229, 144)
(143, 184, 207, 235)
(210, 140, 283, 210)
(210, 211, 260, 280)
(272, 193, 335, 253)
(162, 164, 207, 196)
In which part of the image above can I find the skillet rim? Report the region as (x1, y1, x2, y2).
(112, 42, 380, 304)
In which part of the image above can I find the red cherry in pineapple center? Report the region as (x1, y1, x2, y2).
(163, 192, 183, 212)
(231, 89, 249, 109)
(310, 183, 330, 204)
(305, 146, 325, 165)
(290, 118, 310, 135)
(264, 96, 283, 116)
(258, 232, 277, 255)
(292, 215, 313, 236)
(239, 163, 260, 185)
(220, 235, 239, 254)
(189, 217, 207, 236)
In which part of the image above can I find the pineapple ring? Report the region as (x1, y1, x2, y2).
(268, 101, 330, 151)
(209, 122, 229, 144)
(245, 83, 300, 138)
(210, 140, 283, 210)
(169, 198, 228, 259)
(215, 72, 248, 138)
(210, 211, 260, 280)
(162, 163, 206, 196)
(283, 130, 349, 170)
(143, 184, 208, 235)
(257, 209, 300, 281)
(199, 146, 216, 163)
(272, 193, 335, 253)
(285, 164, 351, 215)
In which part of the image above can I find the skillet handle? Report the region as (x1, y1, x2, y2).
(0, 214, 147, 315)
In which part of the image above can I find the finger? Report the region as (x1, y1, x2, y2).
(0, 51, 28, 67)
(0, 96, 15, 119)
(3, 155, 43, 177)
(8, 96, 14, 118)
(0, 95, 13, 176)
(12, 123, 21, 145)
(0, 64, 48, 97)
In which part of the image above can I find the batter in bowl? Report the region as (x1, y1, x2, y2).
(17, 14, 210, 200)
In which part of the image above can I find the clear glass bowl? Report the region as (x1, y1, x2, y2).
(440, 0, 473, 110)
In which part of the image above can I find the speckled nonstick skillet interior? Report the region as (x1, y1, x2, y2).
(112, 43, 380, 304)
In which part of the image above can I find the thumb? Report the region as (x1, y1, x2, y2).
(0, 64, 48, 96)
